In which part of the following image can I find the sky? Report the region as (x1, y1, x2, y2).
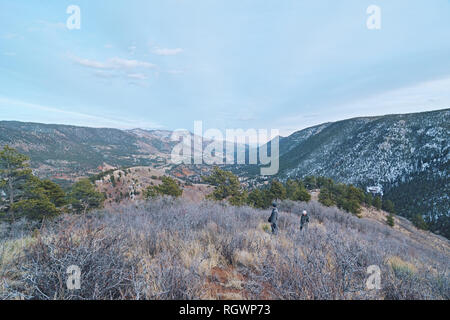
(0, 0, 450, 139)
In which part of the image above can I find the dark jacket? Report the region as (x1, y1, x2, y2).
(269, 208, 278, 224)
(300, 214, 309, 225)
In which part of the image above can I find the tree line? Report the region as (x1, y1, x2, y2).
(0, 145, 105, 221)
(198, 167, 397, 225)
(1, 147, 405, 229)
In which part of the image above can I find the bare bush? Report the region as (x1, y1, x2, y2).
(1, 197, 449, 300)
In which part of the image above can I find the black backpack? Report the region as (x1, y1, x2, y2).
(268, 209, 277, 223)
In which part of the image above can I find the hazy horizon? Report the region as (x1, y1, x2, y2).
(0, 106, 448, 140)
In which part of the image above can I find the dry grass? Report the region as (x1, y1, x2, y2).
(0, 198, 448, 300)
(386, 256, 418, 275)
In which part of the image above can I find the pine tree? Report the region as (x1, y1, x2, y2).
(10, 175, 61, 220)
(295, 187, 311, 202)
(229, 189, 248, 207)
(202, 167, 246, 205)
(0, 145, 32, 220)
(285, 179, 299, 200)
(386, 213, 395, 227)
(247, 189, 265, 208)
(318, 187, 335, 207)
(303, 176, 317, 190)
(382, 199, 395, 213)
(145, 176, 183, 198)
(364, 193, 373, 206)
(373, 196, 382, 210)
(411, 214, 429, 230)
(69, 179, 105, 214)
(269, 179, 287, 201)
(40, 179, 67, 207)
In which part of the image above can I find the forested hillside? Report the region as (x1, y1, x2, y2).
(244, 109, 449, 237)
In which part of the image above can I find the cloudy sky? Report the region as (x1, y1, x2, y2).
(0, 0, 449, 137)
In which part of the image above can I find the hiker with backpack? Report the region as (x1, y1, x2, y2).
(300, 210, 309, 232)
(268, 202, 279, 235)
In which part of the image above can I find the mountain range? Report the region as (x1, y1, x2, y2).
(249, 108, 448, 236)
(0, 108, 448, 237)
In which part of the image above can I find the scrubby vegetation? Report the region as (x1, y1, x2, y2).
(1, 198, 448, 300)
(203, 167, 311, 209)
(1, 146, 66, 221)
(203, 168, 397, 221)
(144, 176, 183, 199)
(1, 150, 448, 300)
(1, 146, 105, 221)
(203, 166, 248, 206)
(68, 179, 105, 214)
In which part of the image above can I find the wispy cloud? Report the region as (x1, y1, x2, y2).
(69, 54, 156, 86)
(71, 55, 156, 70)
(127, 73, 148, 80)
(0, 96, 163, 129)
(93, 71, 117, 79)
(109, 57, 155, 69)
(152, 47, 183, 56)
(72, 56, 109, 69)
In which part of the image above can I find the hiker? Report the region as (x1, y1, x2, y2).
(268, 202, 279, 235)
(300, 210, 309, 232)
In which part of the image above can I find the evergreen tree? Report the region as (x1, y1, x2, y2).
(309, 177, 366, 216)
(285, 179, 299, 200)
(318, 187, 335, 207)
(10, 175, 61, 220)
(340, 198, 362, 216)
(303, 176, 317, 190)
(269, 179, 287, 201)
(373, 196, 382, 210)
(0, 145, 32, 219)
(382, 199, 395, 213)
(346, 185, 365, 203)
(411, 214, 429, 230)
(316, 176, 333, 189)
(247, 189, 265, 208)
(364, 193, 373, 207)
(262, 189, 275, 208)
(152, 176, 183, 198)
(295, 187, 311, 202)
(229, 189, 248, 207)
(40, 179, 67, 207)
(144, 185, 158, 199)
(202, 167, 246, 205)
(69, 179, 105, 214)
(386, 213, 395, 227)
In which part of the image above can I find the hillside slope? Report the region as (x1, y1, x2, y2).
(1, 109, 448, 236)
(0, 121, 176, 180)
(92, 166, 214, 206)
(253, 109, 449, 236)
(1, 199, 448, 300)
